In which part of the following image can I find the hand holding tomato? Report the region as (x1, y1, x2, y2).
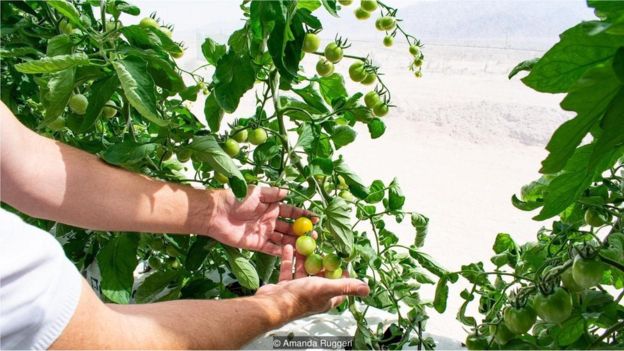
(199, 186, 318, 256)
(256, 245, 370, 316)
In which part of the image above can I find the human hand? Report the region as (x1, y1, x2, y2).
(201, 186, 318, 256)
(256, 245, 370, 317)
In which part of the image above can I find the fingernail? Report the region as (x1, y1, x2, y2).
(356, 284, 369, 296)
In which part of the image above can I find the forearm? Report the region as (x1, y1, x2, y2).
(1, 106, 215, 234)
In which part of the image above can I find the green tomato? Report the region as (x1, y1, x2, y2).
(69, 94, 88, 115)
(379, 16, 396, 30)
(59, 19, 73, 34)
(339, 190, 354, 202)
(223, 138, 240, 157)
(534, 288, 573, 324)
(325, 267, 343, 279)
(160, 26, 173, 38)
(48, 117, 66, 131)
(323, 253, 342, 271)
(102, 100, 117, 118)
(364, 91, 381, 108)
(148, 256, 162, 269)
(316, 58, 335, 77)
(572, 256, 605, 289)
(215, 172, 229, 184)
(383, 36, 394, 47)
(302, 33, 321, 53)
(373, 103, 389, 117)
(561, 268, 584, 292)
(504, 306, 537, 334)
(361, 73, 377, 85)
(337, 175, 349, 189)
(249, 128, 268, 145)
(232, 128, 248, 143)
(348, 61, 367, 82)
(465, 334, 488, 350)
(584, 208, 609, 227)
(375, 18, 384, 31)
(139, 17, 160, 29)
(176, 149, 192, 163)
(489, 323, 514, 345)
(414, 70, 422, 78)
(354, 7, 371, 20)
(409, 45, 420, 56)
(105, 20, 121, 32)
(296, 236, 316, 256)
(338, 0, 353, 5)
(167, 257, 181, 270)
(324, 42, 343, 63)
(360, 0, 378, 12)
(414, 58, 423, 67)
(304, 254, 323, 275)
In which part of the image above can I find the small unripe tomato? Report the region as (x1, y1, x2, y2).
(102, 100, 117, 118)
(409, 45, 420, 56)
(167, 257, 181, 270)
(324, 42, 343, 63)
(339, 190, 354, 202)
(316, 58, 335, 77)
(296, 236, 316, 256)
(59, 19, 73, 34)
(292, 217, 314, 236)
(325, 267, 343, 279)
(338, 0, 353, 5)
(148, 256, 163, 269)
(375, 18, 384, 31)
(248, 128, 268, 145)
(572, 256, 605, 289)
(364, 91, 381, 108)
(323, 253, 342, 271)
(68, 94, 88, 115)
(232, 128, 248, 143)
(214, 172, 229, 184)
(383, 36, 394, 47)
(373, 103, 389, 117)
(379, 16, 396, 30)
(48, 117, 66, 131)
(361, 73, 377, 85)
(349, 61, 367, 82)
(139, 17, 160, 29)
(223, 138, 240, 157)
(354, 7, 371, 20)
(176, 149, 192, 163)
(302, 33, 321, 53)
(360, 0, 378, 12)
(413, 58, 423, 67)
(304, 254, 323, 275)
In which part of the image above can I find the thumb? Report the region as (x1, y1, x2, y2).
(323, 278, 370, 298)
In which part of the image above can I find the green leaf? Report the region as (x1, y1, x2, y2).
(224, 247, 259, 290)
(201, 38, 226, 66)
(367, 118, 386, 139)
(320, 0, 338, 16)
(508, 58, 539, 79)
(540, 64, 621, 174)
(48, 0, 82, 28)
(204, 92, 224, 132)
(96, 234, 139, 304)
(113, 57, 168, 127)
(588, 88, 624, 170)
(334, 157, 370, 199)
(295, 123, 315, 150)
(318, 73, 348, 105)
(15, 53, 89, 74)
(47, 34, 73, 56)
(324, 198, 354, 255)
(433, 277, 449, 313)
(254, 253, 277, 283)
(293, 83, 329, 113)
(213, 50, 256, 113)
(492, 233, 515, 254)
(388, 178, 405, 211)
(613, 47, 624, 83)
(411, 213, 429, 248)
(522, 22, 622, 93)
(188, 135, 247, 197)
(332, 125, 357, 149)
(121, 25, 182, 56)
(366, 180, 385, 204)
(297, 0, 322, 12)
(186, 237, 215, 272)
(101, 140, 158, 166)
(42, 68, 75, 122)
(556, 316, 585, 346)
(135, 270, 179, 303)
(80, 75, 119, 131)
(409, 249, 450, 279)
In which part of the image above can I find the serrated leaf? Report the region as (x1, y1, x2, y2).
(113, 57, 168, 127)
(15, 53, 89, 74)
(204, 92, 224, 132)
(332, 125, 357, 149)
(135, 270, 179, 303)
(48, 0, 82, 28)
(324, 198, 354, 255)
(101, 141, 158, 166)
(334, 157, 370, 199)
(367, 118, 386, 139)
(80, 75, 119, 131)
(96, 234, 139, 304)
(224, 247, 259, 290)
(42, 68, 75, 123)
(201, 38, 226, 66)
(213, 50, 256, 113)
(388, 178, 405, 211)
(318, 73, 347, 105)
(295, 123, 315, 150)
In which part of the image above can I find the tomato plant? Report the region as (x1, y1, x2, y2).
(441, 2, 624, 348)
(1, 0, 435, 349)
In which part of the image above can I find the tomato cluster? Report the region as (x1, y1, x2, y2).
(292, 217, 343, 279)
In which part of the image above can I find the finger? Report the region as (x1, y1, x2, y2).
(259, 187, 288, 203)
(324, 278, 370, 298)
(275, 220, 318, 239)
(269, 231, 284, 245)
(278, 245, 295, 281)
(261, 242, 283, 257)
(279, 203, 319, 221)
(329, 296, 346, 309)
(294, 253, 307, 279)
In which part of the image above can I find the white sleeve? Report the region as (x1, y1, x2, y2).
(0, 209, 83, 350)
